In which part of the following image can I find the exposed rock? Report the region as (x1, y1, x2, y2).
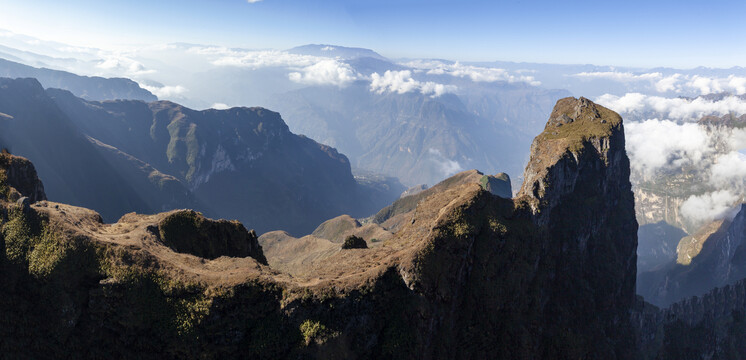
(0, 151, 46, 202)
(157, 210, 267, 264)
(341, 235, 367, 249)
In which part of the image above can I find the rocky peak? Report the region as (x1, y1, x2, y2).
(517, 96, 627, 224)
(0, 151, 46, 203)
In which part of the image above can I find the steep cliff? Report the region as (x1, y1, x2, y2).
(0, 97, 640, 359)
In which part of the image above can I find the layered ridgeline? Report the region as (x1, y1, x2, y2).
(0, 77, 402, 235)
(0, 97, 648, 358)
(0, 57, 156, 101)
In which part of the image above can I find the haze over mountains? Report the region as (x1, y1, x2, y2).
(3, 25, 746, 357)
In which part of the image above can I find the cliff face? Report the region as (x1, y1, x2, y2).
(0, 97, 640, 359)
(0, 151, 46, 202)
(634, 188, 691, 232)
(515, 96, 638, 356)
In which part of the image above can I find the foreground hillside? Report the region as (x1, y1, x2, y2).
(1, 97, 742, 358)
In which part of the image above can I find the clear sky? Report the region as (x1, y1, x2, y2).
(1, 0, 745, 68)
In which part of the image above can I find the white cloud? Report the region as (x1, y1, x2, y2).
(655, 74, 682, 93)
(196, 47, 319, 69)
(573, 71, 663, 82)
(428, 148, 463, 177)
(709, 152, 746, 187)
(189, 46, 364, 87)
(138, 83, 187, 98)
(402, 60, 541, 86)
(247, 0, 262, 3)
(597, 93, 746, 121)
(685, 75, 746, 95)
(574, 71, 746, 95)
(680, 190, 740, 224)
(211, 103, 230, 110)
(288, 59, 360, 86)
(96, 54, 155, 76)
(625, 119, 713, 176)
(370, 70, 456, 97)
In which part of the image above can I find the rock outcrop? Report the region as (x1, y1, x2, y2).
(156, 210, 267, 264)
(340, 235, 367, 249)
(0, 151, 46, 202)
(0, 97, 641, 359)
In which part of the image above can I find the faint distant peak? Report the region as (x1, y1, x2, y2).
(287, 44, 388, 61)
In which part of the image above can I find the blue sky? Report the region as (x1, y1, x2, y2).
(1, 0, 745, 68)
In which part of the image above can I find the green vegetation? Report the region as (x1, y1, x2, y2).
(0, 168, 8, 200)
(538, 98, 622, 152)
(299, 319, 330, 345)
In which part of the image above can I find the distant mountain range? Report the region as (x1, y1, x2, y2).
(0, 58, 156, 101)
(0, 77, 402, 235)
(265, 76, 567, 186)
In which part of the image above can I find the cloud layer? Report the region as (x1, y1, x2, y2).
(626, 118, 746, 225)
(288, 60, 360, 86)
(574, 71, 746, 95)
(370, 70, 456, 97)
(597, 93, 746, 121)
(403, 60, 541, 86)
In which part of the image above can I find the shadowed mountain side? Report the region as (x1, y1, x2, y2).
(0, 78, 154, 220)
(87, 137, 205, 214)
(637, 221, 688, 273)
(43, 86, 400, 234)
